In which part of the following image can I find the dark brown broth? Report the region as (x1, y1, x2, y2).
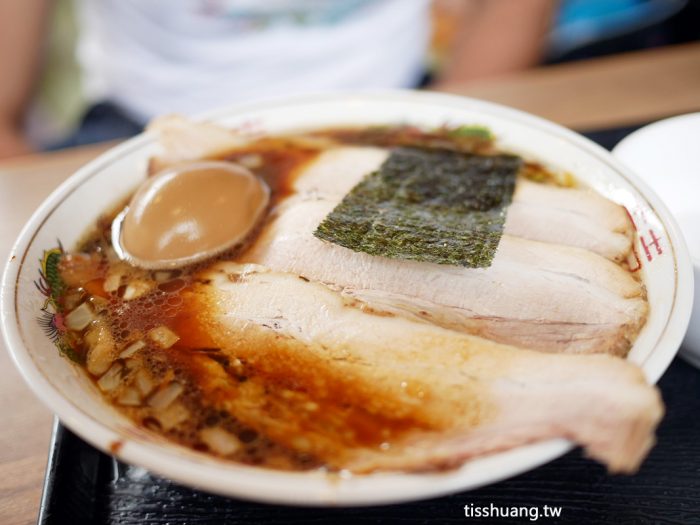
(59, 136, 322, 469)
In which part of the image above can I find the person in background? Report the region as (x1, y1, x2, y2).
(0, 0, 559, 159)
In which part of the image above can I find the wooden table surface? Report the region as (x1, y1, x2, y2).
(1, 43, 699, 525)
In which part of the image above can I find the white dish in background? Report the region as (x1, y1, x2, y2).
(1, 91, 694, 506)
(613, 113, 700, 367)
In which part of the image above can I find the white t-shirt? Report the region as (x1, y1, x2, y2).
(76, 0, 431, 123)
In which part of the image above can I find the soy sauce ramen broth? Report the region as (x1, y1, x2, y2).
(53, 125, 561, 471)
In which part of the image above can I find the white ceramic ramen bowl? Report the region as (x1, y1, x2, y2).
(1, 91, 694, 506)
(612, 113, 700, 368)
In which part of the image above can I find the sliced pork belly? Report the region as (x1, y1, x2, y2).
(179, 263, 661, 473)
(508, 180, 633, 262)
(292, 146, 634, 261)
(505, 201, 632, 262)
(514, 178, 632, 235)
(147, 115, 250, 173)
(291, 145, 389, 197)
(241, 196, 646, 355)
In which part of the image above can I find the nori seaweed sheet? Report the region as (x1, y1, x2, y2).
(314, 147, 521, 267)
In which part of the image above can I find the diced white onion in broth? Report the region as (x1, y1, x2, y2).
(89, 295, 109, 313)
(148, 326, 180, 349)
(97, 362, 123, 392)
(122, 279, 154, 300)
(85, 321, 116, 375)
(148, 382, 183, 410)
(154, 271, 173, 283)
(123, 358, 139, 371)
(200, 427, 241, 456)
(117, 387, 141, 406)
(155, 402, 190, 430)
(119, 340, 146, 359)
(63, 291, 83, 311)
(64, 302, 94, 331)
(103, 271, 122, 293)
(134, 369, 155, 396)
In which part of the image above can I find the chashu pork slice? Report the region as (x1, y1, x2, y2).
(507, 179, 633, 262)
(179, 263, 662, 474)
(292, 146, 634, 261)
(241, 195, 647, 355)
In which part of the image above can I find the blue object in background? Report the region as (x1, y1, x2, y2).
(551, 0, 687, 57)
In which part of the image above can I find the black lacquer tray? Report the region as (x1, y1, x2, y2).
(38, 125, 700, 525)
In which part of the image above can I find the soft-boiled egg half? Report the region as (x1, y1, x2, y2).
(112, 161, 270, 269)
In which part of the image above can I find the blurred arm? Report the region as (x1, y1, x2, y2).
(0, 0, 50, 159)
(433, 0, 558, 87)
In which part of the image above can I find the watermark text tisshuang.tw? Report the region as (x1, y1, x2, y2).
(464, 503, 562, 521)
